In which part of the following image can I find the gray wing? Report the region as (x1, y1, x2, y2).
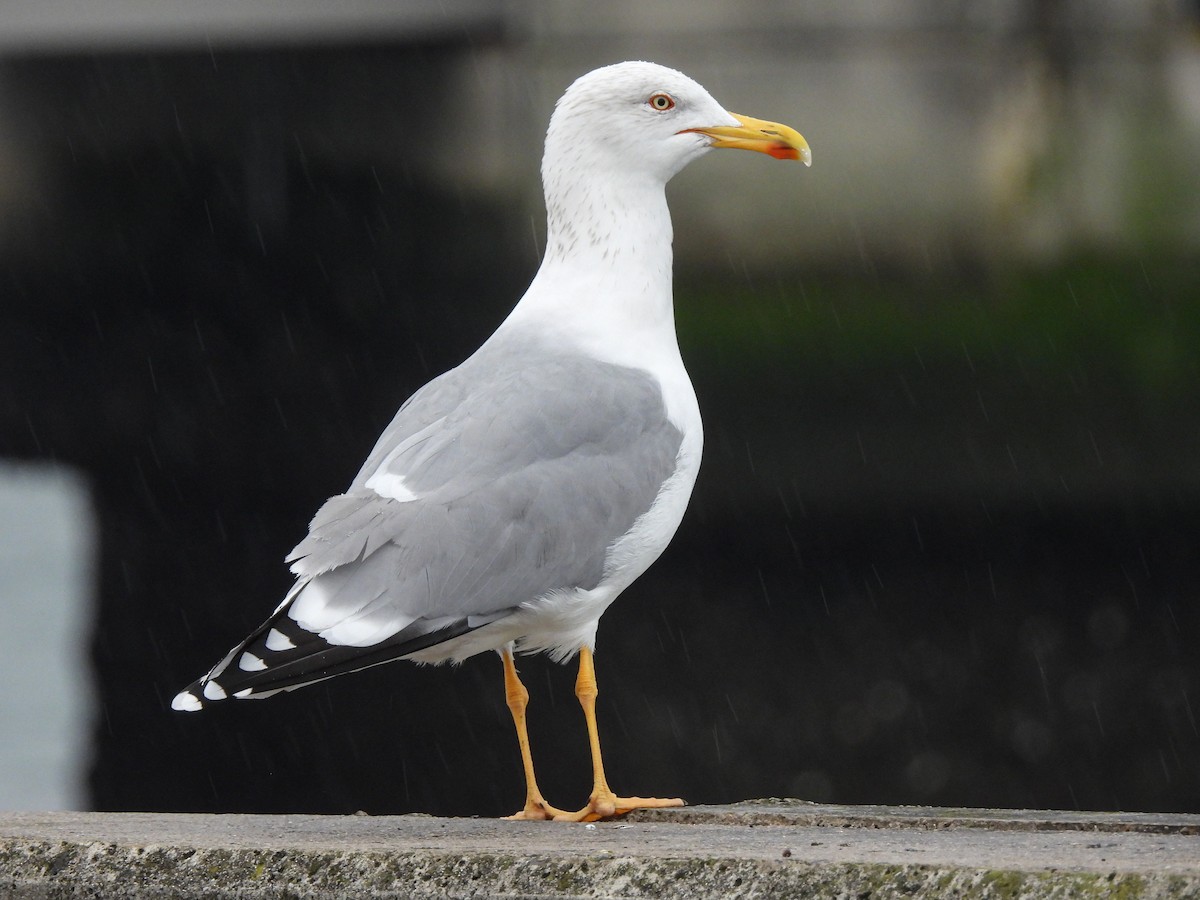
(289, 346, 683, 611)
(175, 341, 683, 704)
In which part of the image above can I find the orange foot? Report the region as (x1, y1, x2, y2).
(506, 791, 684, 823)
(504, 797, 574, 821)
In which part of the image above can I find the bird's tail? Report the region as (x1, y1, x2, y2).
(170, 612, 328, 710)
(170, 600, 490, 711)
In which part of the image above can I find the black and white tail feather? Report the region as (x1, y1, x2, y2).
(171, 572, 511, 710)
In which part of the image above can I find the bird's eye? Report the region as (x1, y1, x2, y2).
(648, 92, 675, 111)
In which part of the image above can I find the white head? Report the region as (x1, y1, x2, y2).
(543, 61, 810, 188)
(504, 63, 808, 360)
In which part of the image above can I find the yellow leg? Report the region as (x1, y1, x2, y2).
(500, 648, 572, 821)
(565, 646, 685, 823)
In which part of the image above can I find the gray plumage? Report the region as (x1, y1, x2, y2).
(174, 332, 683, 703)
(172, 58, 808, 824)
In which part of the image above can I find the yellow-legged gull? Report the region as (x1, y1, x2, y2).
(173, 60, 809, 822)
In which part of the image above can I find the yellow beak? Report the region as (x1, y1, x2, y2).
(684, 112, 811, 165)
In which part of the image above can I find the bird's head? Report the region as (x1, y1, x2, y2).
(544, 61, 811, 187)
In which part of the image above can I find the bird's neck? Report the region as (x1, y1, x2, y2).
(543, 171, 674, 270)
(505, 172, 679, 355)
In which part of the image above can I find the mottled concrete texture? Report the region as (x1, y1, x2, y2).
(2, 800, 1198, 898)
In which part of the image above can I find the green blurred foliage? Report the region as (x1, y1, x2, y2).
(680, 257, 1200, 399)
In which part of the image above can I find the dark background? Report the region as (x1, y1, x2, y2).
(1, 39, 1197, 818)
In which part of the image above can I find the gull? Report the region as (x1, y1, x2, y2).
(173, 60, 809, 822)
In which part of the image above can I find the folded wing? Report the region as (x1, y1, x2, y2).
(172, 339, 683, 708)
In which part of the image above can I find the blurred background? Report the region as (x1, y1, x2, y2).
(1, 0, 1198, 817)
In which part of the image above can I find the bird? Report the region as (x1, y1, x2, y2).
(173, 60, 810, 822)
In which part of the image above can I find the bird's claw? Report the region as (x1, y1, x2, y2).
(504, 802, 567, 821)
(582, 793, 685, 822)
(507, 791, 684, 823)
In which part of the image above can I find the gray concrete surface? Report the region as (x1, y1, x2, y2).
(2, 801, 1198, 898)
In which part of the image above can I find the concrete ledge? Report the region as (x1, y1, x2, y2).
(2, 801, 1198, 898)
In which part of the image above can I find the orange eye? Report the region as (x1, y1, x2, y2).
(648, 92, 675, 111)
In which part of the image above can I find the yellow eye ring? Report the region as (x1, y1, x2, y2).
(648, 92, 675, 111)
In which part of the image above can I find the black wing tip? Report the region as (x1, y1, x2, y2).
(169, 613, 497, 713)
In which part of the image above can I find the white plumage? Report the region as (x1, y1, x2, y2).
(173, 61, 808, 821)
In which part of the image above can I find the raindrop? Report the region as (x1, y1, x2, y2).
(757, 568, 771, 608)
(724, 692, 740, 724)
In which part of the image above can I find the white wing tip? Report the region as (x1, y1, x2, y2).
(239, 651, 268, 672)
(202, 680, 227, 701)
(265, 628, 295, 651)
(171, 691, 203, 712)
